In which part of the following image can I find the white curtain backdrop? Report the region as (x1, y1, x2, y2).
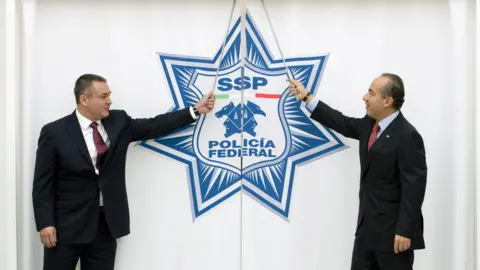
(0, 0, 478, 270)
(1, 0, 20, 270)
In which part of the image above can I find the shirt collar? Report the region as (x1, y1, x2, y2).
(75, 109, 101, 131)
(377, 110, 399, 132)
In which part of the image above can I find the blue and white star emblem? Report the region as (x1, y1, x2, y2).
(139, 11, 346, 220)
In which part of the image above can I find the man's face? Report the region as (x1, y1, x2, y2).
(362, 76, 392, 119)
(80, 81, 112, 120)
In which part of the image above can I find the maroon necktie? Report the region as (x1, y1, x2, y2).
(90, 122, 108, 170)
(367, 122, 380, 150)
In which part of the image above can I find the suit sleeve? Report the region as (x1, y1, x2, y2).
(126, 107, 196, 142)
(395, 131, 427, 238)
(32, 126, 56, 231)
(309, 99, 364, 140)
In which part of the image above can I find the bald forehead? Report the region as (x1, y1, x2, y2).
(370, 76, 390, 94)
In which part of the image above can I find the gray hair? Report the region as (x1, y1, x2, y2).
(381, 73, 405, 110)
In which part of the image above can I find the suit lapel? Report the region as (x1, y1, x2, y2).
(66, 111, 94, 168)
(361, 113, 404, 178)
(100, 115, 118, 169)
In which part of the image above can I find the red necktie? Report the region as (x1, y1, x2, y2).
(367, 122, 380, 150)
(90, 122, 108, 170)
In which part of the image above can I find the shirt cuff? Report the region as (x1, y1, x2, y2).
(189, 106, 198, 119)
(305, 96, 320, 113)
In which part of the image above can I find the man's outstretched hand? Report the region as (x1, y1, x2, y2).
(195, 91, 216, 114)
(288, 79, 308, 100)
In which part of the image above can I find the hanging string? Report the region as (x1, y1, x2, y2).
(211, 0, 238, 93)
(260, 0, 293, 81)
(239, 4, 247, 270)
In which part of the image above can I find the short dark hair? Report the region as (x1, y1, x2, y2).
(74, 74, 107, 104)
(380, 73, 405, 110)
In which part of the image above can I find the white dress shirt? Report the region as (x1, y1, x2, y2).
(189, 106, 197, 119)
(75, 107, 196, 206)
(75, 109, 110, 206)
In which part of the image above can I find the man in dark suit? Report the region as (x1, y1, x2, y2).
(32, 73, 216, 270)
(289, 73, 427, 270)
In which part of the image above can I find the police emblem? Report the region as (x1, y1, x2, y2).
(139, 11, 346, 219)
(215, 101, 266, 138)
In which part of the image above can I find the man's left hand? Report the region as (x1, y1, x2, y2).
(195, 91, 216, 114)
(393, 235, 411, 254)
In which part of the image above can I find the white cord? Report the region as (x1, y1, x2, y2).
(260, 0, 292, 81)
(239, 4, 247, 270)
(212, 0, 238, 93)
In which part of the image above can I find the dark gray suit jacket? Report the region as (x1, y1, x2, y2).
(310, 100, 427, 252)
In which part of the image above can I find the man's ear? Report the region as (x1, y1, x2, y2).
(79, 95, 88, 106)
(384, 96, 394, 108)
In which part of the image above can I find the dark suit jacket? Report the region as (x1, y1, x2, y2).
(310, 100, 427, 252)
(32, 108, 195, 244)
